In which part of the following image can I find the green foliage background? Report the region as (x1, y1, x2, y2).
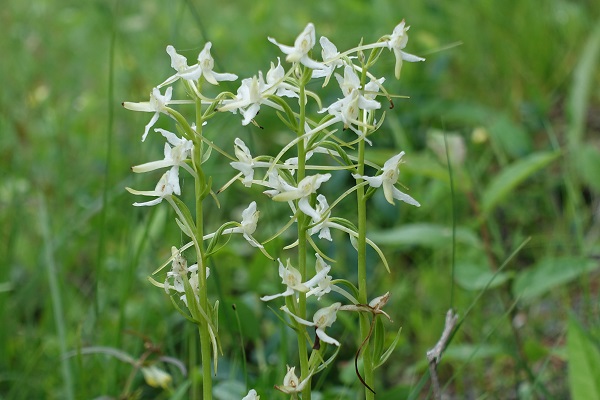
(1, 0, 600, 398)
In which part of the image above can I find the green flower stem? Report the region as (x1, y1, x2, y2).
(357, 65, 375, 399)
(356, 139, 375, 400)
(297, 78, 311, 400)
(194, 96, 212, 400)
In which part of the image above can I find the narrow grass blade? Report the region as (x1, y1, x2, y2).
(568, 21, 600, 150)
(38, 194, 75, 400)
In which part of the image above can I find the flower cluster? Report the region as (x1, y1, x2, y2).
(123, 20, 424, 399)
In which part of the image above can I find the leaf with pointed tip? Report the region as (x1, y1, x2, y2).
(481, 150, 560, 216)
(374, 326, 402, 369)
(568, 316, 600, 400)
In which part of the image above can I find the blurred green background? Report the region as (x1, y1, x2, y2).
(2, 0, 600, 399)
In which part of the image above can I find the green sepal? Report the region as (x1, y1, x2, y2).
(212, 300, 219, 334)
(332, 279, 360, 300)
(269, 304, 298, 333)
(362, 186, 377, 202)
(205, 221, 237, 256)
(198, 176, 213, 201)
(170, 196, 197, 234)
(201, 144, 212, 164)
(316, 140, 355, 168)
(267, 95, 298, 131)
(313, 345, 341, 374)
(276, 111, 298, 131)
(169, 295, 200, 325)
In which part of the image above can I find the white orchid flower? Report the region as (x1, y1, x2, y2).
(242, 389, 260, 400)
(312, 36, 346, 86)
(230, 138, 256, 187)
(175, 42, 238, 85)
(203, 201, 263, 248)
(260, 259, 309, 301)
(260, 258, 329, 302)
(352, 152, 420, 206)
(271, 173, 331, 202)
(123, 87, 173, 141)
(386, 20, 425, 79)
(219, 58, 299, 125)
(159, 45, 193, 88)
(132, 128, 195, 177)
(219, 74, 269, 125)
(268, 23, 324, 69)
(306, 254, 333, 300)
(319, 89, 380, 144)
(126, 168, 181, 207)
(265, 57, 298, 98)
(229, 138, 272, 187)
(219, 61, 300, 126)
(299, 194, 332, 240)
(364, 77, 386, 100)
(335, 65, 361, 97)
(275, 365, 313, 394)
(281, 302, 342, 346)
(261, 169, 290, 198)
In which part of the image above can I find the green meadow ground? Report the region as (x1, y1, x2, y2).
(2, 1, 600, 399)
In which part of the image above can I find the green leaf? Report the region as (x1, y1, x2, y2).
(512, 257, 599, 301)
(568, 316, 600, 400)
(487, 114, 532, 157)
(368, 223, 481, 249)
(480, 150, 560, 215)
(575, 145, 600, 193)
(454, 261, 511, 291)
(374, 326, 402, 369)
(442, 344, 505, 361)
(372, 317, 385, 363)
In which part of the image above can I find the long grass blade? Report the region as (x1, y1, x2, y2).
(38, 194, 75, 400)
